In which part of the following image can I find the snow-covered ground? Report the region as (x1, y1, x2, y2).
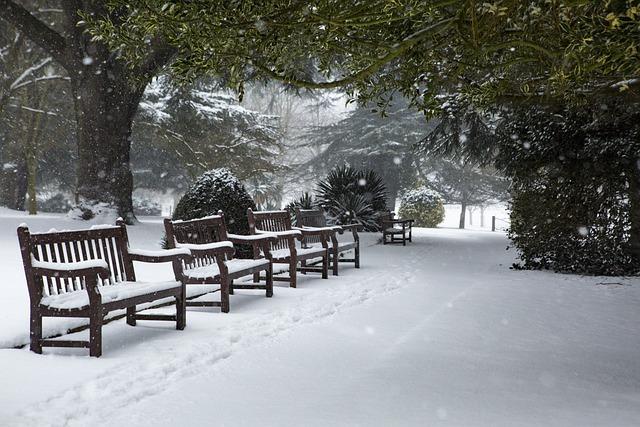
(1, 209, 639, 426)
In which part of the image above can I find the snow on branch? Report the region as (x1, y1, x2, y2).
(9, 57, 53, 91)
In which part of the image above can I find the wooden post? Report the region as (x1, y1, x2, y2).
(491, 216, 496, 232)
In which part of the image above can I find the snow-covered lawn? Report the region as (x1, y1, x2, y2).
(1, 211, 639, 426)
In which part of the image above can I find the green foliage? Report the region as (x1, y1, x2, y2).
(285, 192, 316, 225)
(172, 168, 256, 256)
(86, 1, 640, 114)
(498, 102, 640, 275)
(317, 166, 387, 231)
(133, 77, 284, 191)
(398, 188, 444, 228)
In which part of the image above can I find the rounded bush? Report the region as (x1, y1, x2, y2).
(173, 169, 256, 256)
(398, 187, 444, 228)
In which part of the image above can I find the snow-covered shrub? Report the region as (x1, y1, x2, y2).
(398, 188, 444, 228)
(133, 198, 162, 216)
(172, 168, 256, 256)
(38, 193, 72, 213)
(498, 103, 640, 275)
(317, 166, 387, 231)
(67, 202, 118, 222)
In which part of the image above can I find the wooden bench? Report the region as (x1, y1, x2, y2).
(295, 208, 360, 275)
(164, 212, 276, 313)
(381, 212, 414, 246)
(17, 220, 191, 357)
(247, 209, 329, 288)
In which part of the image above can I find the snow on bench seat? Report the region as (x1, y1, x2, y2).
(184, 258, 270, 279)
(385, 227, 407, 234)
(40, 281, 182, 310)
(269, 246, 326, 260)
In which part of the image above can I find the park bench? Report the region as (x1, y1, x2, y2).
(247, 208, 329, 288)
(381, 211, 414, 246)
(164, 212, 276, 313)
(17, 220, 191, 357)
(295, 208, 360, 275)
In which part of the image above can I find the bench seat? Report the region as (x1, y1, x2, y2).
(184, 258, 270, 279)
(40, 280, 182, 310)
(385, 227, 407, 234)
(269, 246, 327, 260)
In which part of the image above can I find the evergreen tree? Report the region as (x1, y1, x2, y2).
(301, 100, 428, 209)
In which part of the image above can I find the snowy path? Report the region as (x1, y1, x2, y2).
(1, 223, 640, 426)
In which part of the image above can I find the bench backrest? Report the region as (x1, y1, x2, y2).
(247, 208, 293, 251)
(164, 214, 230, 269)
(295, 208, 327, 246)
(17, 223, 134, 301)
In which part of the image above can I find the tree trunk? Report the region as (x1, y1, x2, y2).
(480, 205, 485, 228)
(467, 206, 473, 226)
(13, 151, 27, 211)
(459, 198, 467, 229)
(628, 160, 640, 260)
(71, 74, 143, 222)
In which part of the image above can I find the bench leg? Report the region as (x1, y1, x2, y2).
(126, 306, 136, 326)
(253, 272, 260, 283)
(322, 253, 329, 279)
(89, 309, 102, 358)
(229, 279, 234, 295)
(266, 264, 273, 298)
(300, 259, 307, 274)
(30, 306, 42, 354)
(383, 233, 387, 245)
(289, 259, 297, 288)
(355, 244, 360, 269)
(176, 289, 186, 330)
(332, 247, 339, 276)
(221, 279, 230, 313)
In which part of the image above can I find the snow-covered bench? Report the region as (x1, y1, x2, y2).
(247, 209, 329, 288)
(381, 212, 414, 246)
(295, 208, 360, 275)
(17, 220, 192, 357)
(164, 212, 276, 313)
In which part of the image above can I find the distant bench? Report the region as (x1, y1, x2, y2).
(17, 220, 192, 357)
(381, 212, 414, 246)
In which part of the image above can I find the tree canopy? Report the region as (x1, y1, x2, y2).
(87, 1, 640, 112)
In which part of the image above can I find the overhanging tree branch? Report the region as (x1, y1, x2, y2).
(0, 0, 68, 67)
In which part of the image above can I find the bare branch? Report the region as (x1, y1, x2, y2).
(0, 0, 68, 67)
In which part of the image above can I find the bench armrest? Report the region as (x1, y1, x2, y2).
(383, 219, 412, 225)
(175, 241, 235, 257)
(31, 258, 110, 280)
(293, 225, 341, 232)
(256, 229, 302, 238)
(227, 233, 277, 243)
(127, 247, 193, 263)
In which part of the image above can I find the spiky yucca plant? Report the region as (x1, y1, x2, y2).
(285, 192, 317, 225)
(317, 165, 388, 231)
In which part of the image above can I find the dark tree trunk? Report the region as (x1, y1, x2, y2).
(71, 72, 144, 222)
(459, 197, 467, 229)
(1, 1, 174, 223)
(628, 160, 640, 260)
(13, 151, 27, 210)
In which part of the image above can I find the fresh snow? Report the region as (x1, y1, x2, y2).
(0, 211, 639, 426)
(127, 247, 191, 258)
(31, 257, 109, 272)
(40, 280, 182, 310)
